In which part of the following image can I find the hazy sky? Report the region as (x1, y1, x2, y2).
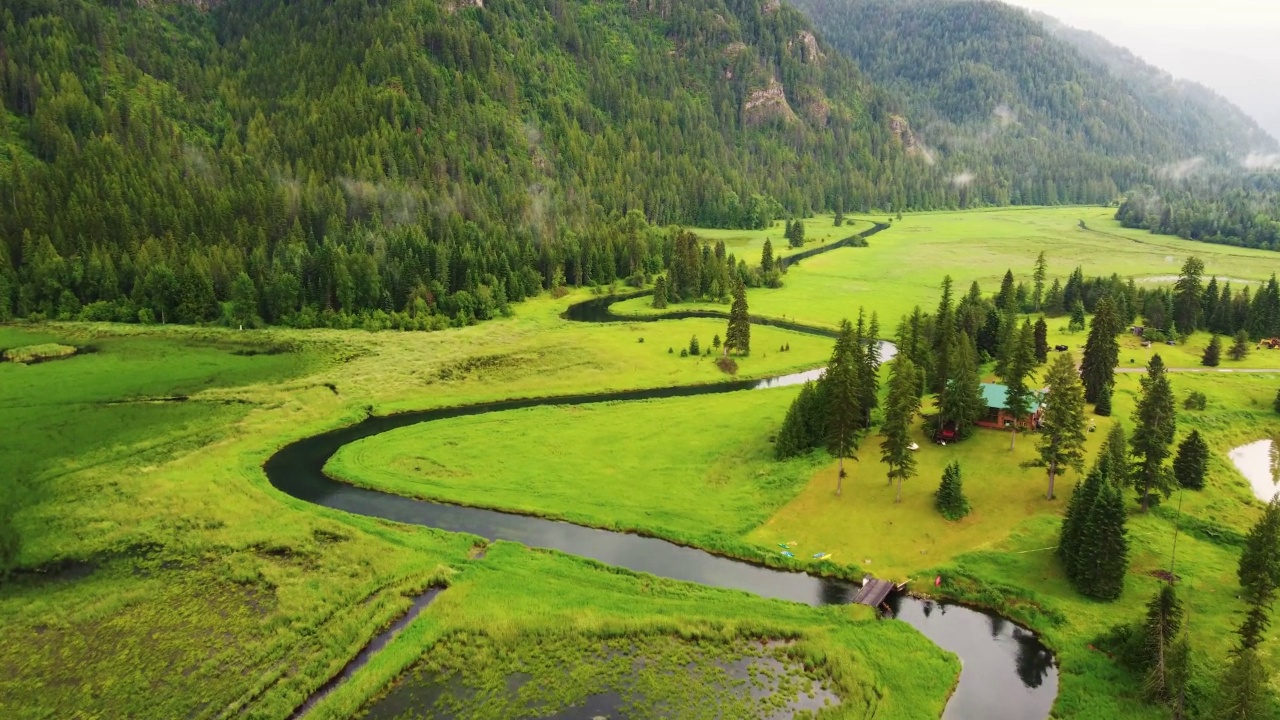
(1004, 0, 1280, 145)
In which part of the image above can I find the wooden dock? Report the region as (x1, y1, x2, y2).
(852, 575, 897, 607)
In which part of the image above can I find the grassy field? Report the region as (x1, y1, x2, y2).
(693, 215, 878, 262)
(6, 206, 1280, 719)
(0, 297, 935, 719)
(612, 207, 1280, 330)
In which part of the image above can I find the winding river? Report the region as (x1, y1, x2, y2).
(265, 228, 1058, 720)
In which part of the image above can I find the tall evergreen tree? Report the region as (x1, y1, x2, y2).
(724, 280, 750, 355)
(1097, 422, 1130, 488)
(760, 239, 775, 274)
(881, 356, 921, 503)
(1173, 256, 1205, 332)
(1033, 316, 1049, 364)
(1002, 320, 1037, 450)
(652, 275, 668, 309)
(1068, 300, 1087, 333)
(1131, 354, 1177, 511)
(1201, 334, 1221, 367)
(935, 461, 970, 520)
(1061, 465, 1129, 600)
(1081, 295, 1121, 403)
(824, 319, 862, 496)
(1172, 431, 1209, 490)
(931, 276, 955, 394)
(1218, 647, 1271, 720)
(1094, 381, 1113, 417)
(937, 333, 985, 439)
(1139, 584, 1185, 704)
(1238, 495, 1280, 645)
(1028, 352, 1088, 500)
(1033, 251, 1047, 313)
(996, 269, 1016, 312)
(776, 381, 825, 460)
(856, 310, 882, 428)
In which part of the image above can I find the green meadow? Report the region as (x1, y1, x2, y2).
(612, 207, 1280, 330)
(4, 206, 1280, 719)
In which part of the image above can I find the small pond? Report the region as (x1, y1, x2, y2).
(1229, 438, 1280, 502)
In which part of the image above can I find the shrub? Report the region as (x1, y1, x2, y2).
(712, 334, 721, 349)
(637, 337, 644, 344)
(1183, 391, 1207, 411)
(714, 356, 738, 375)
(1201, 335, 1221, 367)
(668, 347, 673, 354)
(680, 348, 688, 357)
(1173, 430, 1209, 490)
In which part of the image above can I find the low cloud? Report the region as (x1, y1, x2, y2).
(950, 171, 976, 188)
(1158, 157, 1205, 180)
(1243, 152, 1280, 170)
(993, 104, 1018, 128)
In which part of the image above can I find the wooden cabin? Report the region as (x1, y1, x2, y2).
(975, 382, 1045, 430)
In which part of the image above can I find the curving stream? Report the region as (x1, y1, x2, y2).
(265, 231, 1057, 719)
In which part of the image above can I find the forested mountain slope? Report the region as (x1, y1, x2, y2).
(0, 0, 952, 327)
(788, 0, 1277, 206)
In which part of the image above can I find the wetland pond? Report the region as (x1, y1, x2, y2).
(1230, 438, 1280, 501)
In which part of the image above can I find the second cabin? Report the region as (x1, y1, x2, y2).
(976, 382, 1046, 431)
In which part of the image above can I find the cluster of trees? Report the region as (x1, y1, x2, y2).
(4, 0, 1009, 330)
(1097, 497, 1280, 718)
(1118, 177, 1280, 252)
(1058, 425, 1130, 600)
(789, 0, 1274, 209)
(774, 311, 882, 485)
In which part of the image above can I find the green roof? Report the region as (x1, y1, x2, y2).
(980, 382, 1043, 413)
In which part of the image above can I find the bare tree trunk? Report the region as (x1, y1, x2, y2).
(1141, 472, 1151, 512)
(1010, 426, 1017, 450)
(896, 476, 903, 503)
(1046, 460, 1056, 500)
(836, 456, 844, 497)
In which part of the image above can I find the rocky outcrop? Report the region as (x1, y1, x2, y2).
(888, 114, 917, 151)
(744, 78, 796, 126)
(789, 31, 824, 65)
(762, 0, 781, 13)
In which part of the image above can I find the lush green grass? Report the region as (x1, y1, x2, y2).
(692, 215, 877, 262)
(335, 543, 955, 720)
(7, 207, 1280, 719)
(0, 343, 77, 363)
(328, 392, 828, 551)
(612, 207, 1280, 330)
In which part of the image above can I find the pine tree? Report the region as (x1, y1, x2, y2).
(652, 276, 668, 309)
(1068, 300, 1087, 333)
(824, 319, 862, 496)
(1201, 334, 1221, 367)
(1218, 648, 1271, 720)
(854, 310, 881, 428)
(1071, 479, 1129, 600)
(996, 269, 1016, 312)
(1097, 423, 1130, 488)
(1059, 468, 1103, 578)
(1095, 382, 1113, 417)
(1238, 495, 1280, 624)
(881, 356, 921, 503)
(1139, 583, 1185, 704)
(1046, 278, 1065, 315)
(1033, 251, 1047, 312)
(760, 239, 774, 274)
(1172, 430, 1209, 490)
(689, 336, 700, 355)
(1002, 320, 1037, 450)
(931, 276, 955, 394)
(1131, 354, 1177, 511)
(834, 197, 845, 227)
(1229, 330, 1251, 361)
(725, 280, 750, 355)
(1081, 296, 1121, 403)
(776, 382, 824, 460)
(1028, 352, 1088, 500)
(1173, 256, 1205, 332)
(935, 461, 970, 520)
(938, 333, 985, 438)
(1033, 316, 1049, 364)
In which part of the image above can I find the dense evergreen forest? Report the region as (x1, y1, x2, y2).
(1117, 176, 1280, 251)
(787, 0, 1277, 207)
(0, 0, 963, 328)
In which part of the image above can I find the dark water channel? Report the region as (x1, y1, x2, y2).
(266, 284, 1056, 719)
